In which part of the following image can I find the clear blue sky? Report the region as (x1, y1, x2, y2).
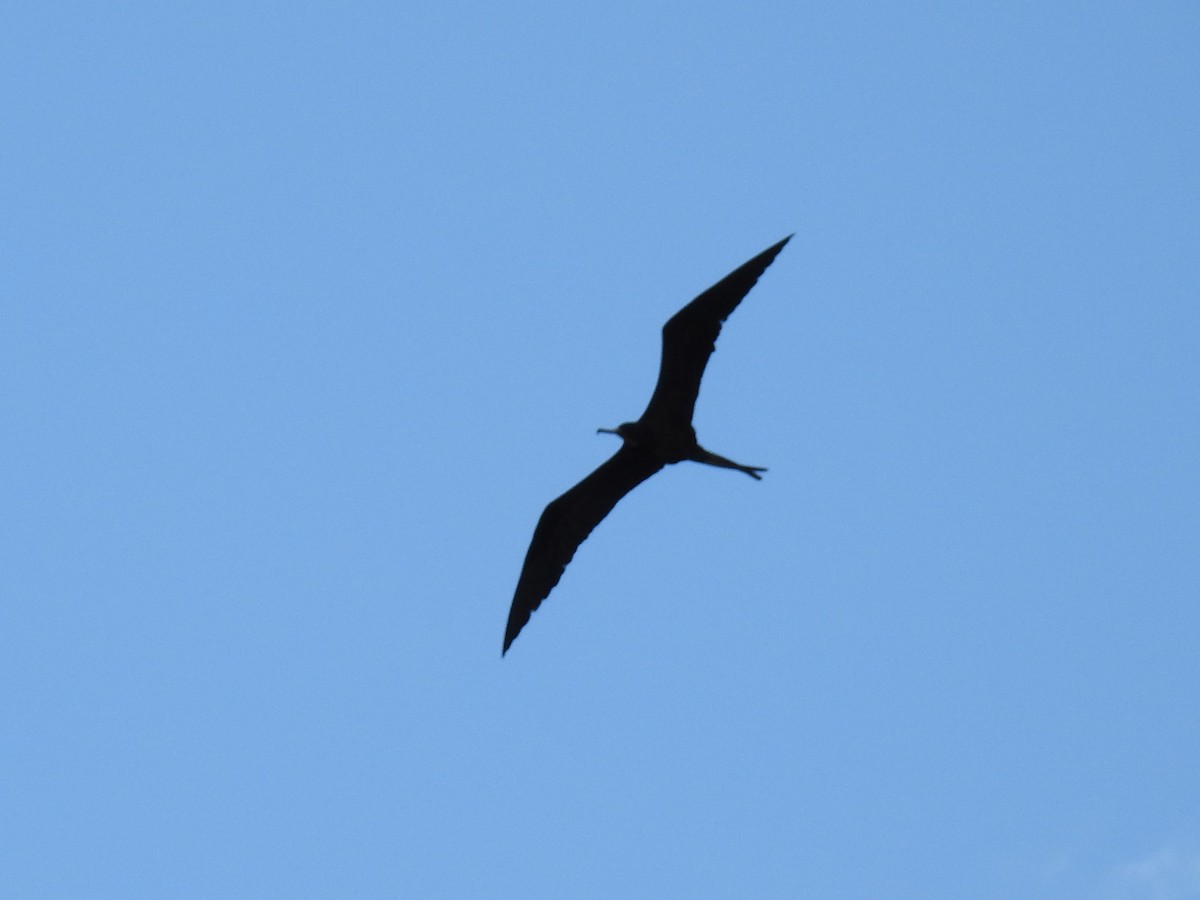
(3, 3, 1197, 898)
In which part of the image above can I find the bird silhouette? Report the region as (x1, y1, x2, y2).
(502, 236, 791, 655)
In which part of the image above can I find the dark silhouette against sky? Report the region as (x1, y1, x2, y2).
(503, 236, 792, 654)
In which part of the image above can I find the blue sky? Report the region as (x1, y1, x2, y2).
(3, 3, 1197, 897)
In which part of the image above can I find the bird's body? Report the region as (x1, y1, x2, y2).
(503, 236, 791, 654)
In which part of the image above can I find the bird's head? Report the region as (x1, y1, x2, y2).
(597, 421, 642, 446)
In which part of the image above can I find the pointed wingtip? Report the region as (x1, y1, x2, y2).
(751, 234, 792, 269)
(756, 234, 792, 262)
(502, 625, 518, 656)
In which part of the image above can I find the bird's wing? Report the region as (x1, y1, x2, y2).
(641, 235, 791, 428)
(503, 445, 664, 654)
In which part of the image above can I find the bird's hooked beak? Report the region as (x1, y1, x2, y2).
(598, 425, 638, 446)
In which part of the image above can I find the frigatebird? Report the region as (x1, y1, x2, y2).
(502, 236, 791, 655)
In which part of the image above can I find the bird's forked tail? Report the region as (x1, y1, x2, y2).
(694, 448, 766, 480)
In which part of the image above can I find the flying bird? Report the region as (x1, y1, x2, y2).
(502, 236, 792, 655)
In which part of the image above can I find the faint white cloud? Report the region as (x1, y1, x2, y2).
(1113, 843, 1200, 900)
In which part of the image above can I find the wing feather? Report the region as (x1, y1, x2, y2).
(503, 445, 663, 654)
(642, 235, 791, 428)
